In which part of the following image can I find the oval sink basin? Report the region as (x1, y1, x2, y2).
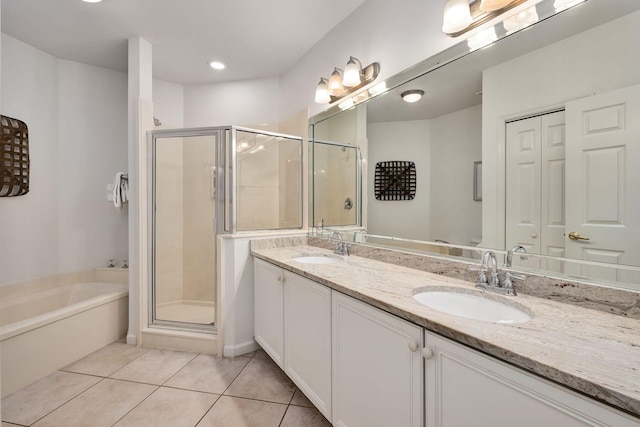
(413, 291, 532, 324)
(291, 254, 341, 264)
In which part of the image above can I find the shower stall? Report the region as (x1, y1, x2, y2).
(311, 140, 361, 228)
(149, 127, 303, 333)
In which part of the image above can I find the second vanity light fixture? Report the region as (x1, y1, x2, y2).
(442, 0, 528, 36)
(315, 57, 380, 104)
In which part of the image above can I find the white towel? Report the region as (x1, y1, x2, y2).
(113, 172, 129, 210)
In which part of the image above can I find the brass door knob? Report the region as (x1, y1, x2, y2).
(568, 231, 590, 241)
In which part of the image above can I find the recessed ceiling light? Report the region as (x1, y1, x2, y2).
(209, 61, 226, 70)
(401, 90, 425, 103)
(82, 0, 103, 3)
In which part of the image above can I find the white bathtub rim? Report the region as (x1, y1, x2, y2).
(1, 283, 128, 341)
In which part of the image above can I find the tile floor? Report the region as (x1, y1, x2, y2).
(1, 342, 332, 427)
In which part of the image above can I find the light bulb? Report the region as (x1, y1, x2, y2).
(315, 79, 331, 104)
(442, 0, 472, 34)
(209, 61, 226, 70)
(342, 57, 362, 87)
(328, 68, 344, 96)
(401, 90, 425, 103)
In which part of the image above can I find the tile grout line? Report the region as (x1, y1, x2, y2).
(27, 376, 108, 427)
(106, 348, 202, 426)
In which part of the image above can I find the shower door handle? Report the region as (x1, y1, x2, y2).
(209, 166, 216, 200)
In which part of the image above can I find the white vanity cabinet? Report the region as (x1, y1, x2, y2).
(424, 331, 639, 427)
(254, 258, 332, 419)
(283, 271, 332, 419)
(332, 292, 423, 427)
(254, 258, 285, 367)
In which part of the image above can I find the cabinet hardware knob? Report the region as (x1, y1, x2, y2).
(277, 276, 282, 282)
(422, 347, 434, 359)
(408, 341, 419, 352)
(530, 233, 538, 239)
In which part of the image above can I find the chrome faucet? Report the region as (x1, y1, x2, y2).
(481, 250, 499, 287)
(506, 245, 527, 267)
(328, 231, 350, 256)
(473, 250, 525, 296)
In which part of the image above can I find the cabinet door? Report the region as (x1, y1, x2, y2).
(332, 292, 423, 427)
(284, 272, 332, 420)
(253, 258, 284, 368)
(425, 331, 639, 427)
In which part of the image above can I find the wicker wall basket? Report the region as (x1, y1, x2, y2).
(1, 115, 30, 197)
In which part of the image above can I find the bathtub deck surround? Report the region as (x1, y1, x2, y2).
(0, 270, 129, 397)
(1, 342, 330, 427)
(250, 237, 640, 418)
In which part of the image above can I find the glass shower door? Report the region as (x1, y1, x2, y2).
(152, 132, 221, 329)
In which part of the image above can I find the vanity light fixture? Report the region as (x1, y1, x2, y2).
(401, 90, 425, 103)
(315, 78, 331, 104)
(314, 57, 381, 104)
(338, 98, 355, 110)
(442, 0, 473, 33)
(209, 60, 226, 70)
(442, 0, 527, 37)
(328, 68, 344, 95)
(343, 57, 363, 87)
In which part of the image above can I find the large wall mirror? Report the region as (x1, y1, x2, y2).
(309, 0, 640, 289)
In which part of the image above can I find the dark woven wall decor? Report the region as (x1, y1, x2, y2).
(374, 161, 416, 201)
(1, 115, 30, 197)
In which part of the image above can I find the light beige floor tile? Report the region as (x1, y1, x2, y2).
(224, 356, 295, 404)
(280, 405, 332, 427)
(165, 354, 250, 394)
(113, 387, 219, 427)
(252, 349, 269, 360)
(110, 349, 197, 385)
(290, 388, 314, 407)
(196, 396, 286, 427)
(63, 342, 149, 377)
(1, 371, 101, 426)
(32, 379, 156, 427)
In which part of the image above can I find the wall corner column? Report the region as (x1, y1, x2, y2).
(127, 37, 153, 346)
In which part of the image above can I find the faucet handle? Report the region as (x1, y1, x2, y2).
(502, 272, 526, 295)
(468, 266, 488, 283)
(505, 272, 526, 281)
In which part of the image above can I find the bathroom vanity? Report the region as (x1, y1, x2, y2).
(252, 239, 640, 426)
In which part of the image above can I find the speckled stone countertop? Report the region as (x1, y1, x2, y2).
(251, 239, 640, 418)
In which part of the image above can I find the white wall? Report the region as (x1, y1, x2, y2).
(0, 34, 129, 286)
(184, 77, 279, 128)
(1, 35, 59, 285)
(430, 105, 482, 246)
(367, 120, 430, 240)
(153, 79, 184, 129)
(57, 60, 128, 273)
(482, 11, 640, 249)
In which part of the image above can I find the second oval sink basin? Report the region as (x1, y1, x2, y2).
(291, 254, 341, 264)
(413, 291, 532, 324)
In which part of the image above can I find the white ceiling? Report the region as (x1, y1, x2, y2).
(1, 0, 366, 85)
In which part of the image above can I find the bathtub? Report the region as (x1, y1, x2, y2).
(1, 274, 128, 398)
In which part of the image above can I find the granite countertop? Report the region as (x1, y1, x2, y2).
(251, 242, 640, 418)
